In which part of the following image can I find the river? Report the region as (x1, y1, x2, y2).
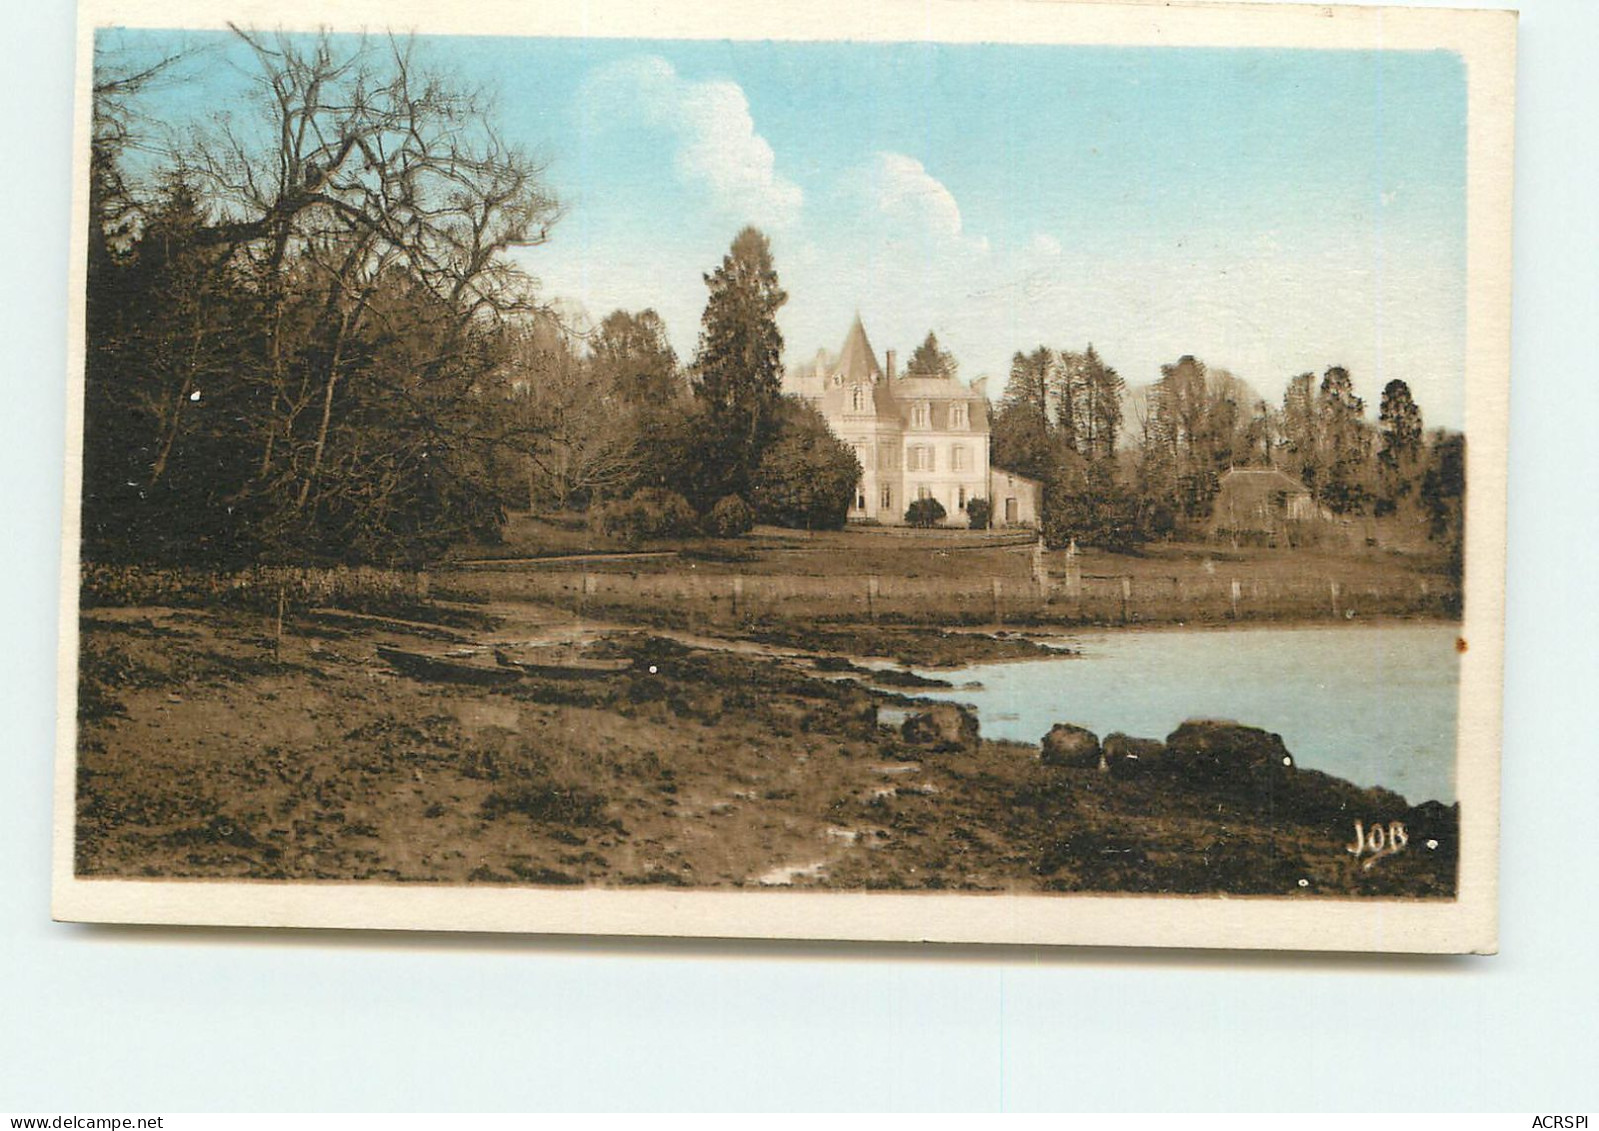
(914, 621, 1462, 804)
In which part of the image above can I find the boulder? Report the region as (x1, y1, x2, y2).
(1407, 799, 1460, 841)
(1102, 732, 1165, 778)
(1040, 723, 1101, 768)
(1163, 720, 1295, 784)
(901, 704, 979, 752)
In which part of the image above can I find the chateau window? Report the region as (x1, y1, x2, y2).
(856, 489, 867, 511)
(912, 402, 930, 429)
(880, 486, 892, 510)
(958, 486, 968, 510)
(917, 485, 931, 502)
(909, 445, 934, 472)
(851, 386, 865, 412)
(952, 445, 968, 472)
(951, 402, 969, 429)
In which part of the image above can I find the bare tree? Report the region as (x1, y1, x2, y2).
(178, 27, 562, 543)
(505, 319, 642, 510)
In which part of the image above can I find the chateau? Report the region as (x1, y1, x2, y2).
(787, 317, 1042, 527)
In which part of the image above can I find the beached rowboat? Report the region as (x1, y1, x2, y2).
(376, 644, 523, 686)
(492, 648, 634, 679)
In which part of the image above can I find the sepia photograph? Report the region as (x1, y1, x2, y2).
(52, 0, 1513, 951)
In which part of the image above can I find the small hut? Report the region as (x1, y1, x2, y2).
(1209, 468, 1324, 546)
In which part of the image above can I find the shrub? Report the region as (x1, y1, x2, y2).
(589, 488, 699, 544)
(905, 497, 947, 528)
(1043, 461, 1146, 552)
(705, 494, 755, 538)
(749, 400, 859, 530)
(77, 562, 486, 624)
(965, 497, 991, 530)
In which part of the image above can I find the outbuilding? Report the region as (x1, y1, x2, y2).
(1209, 468, 1326, 545)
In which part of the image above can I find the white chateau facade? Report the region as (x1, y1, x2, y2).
(786, 317, 1042, 527)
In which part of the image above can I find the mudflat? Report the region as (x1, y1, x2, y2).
(73, 593, 1457, 898)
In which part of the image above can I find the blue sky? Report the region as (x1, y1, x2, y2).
(103, 29, 1468, 427)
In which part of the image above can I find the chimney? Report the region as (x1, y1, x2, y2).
(885, 349, 897, 381)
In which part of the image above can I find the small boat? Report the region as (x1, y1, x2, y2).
(377, 644, 523, 686)
(493, 648, 634, 679)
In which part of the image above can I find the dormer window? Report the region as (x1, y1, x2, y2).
(950, 402, 969, 430)
(912, 402, 930, 429)
(851, 385, 865, 412)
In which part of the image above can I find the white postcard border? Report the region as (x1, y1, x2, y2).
(52, 0, 1515, 953)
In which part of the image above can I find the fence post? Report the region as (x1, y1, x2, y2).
(732, 575, 744, 622)
(274, 584, 286, 661)
(1064, 539, 1082, 600)
(1121, 576, 1132, 624)
(867, 575, 880, 623)
(992, 577, 1004, 625)
(578, 571, 593, 617)
(1230, 578, 1241, 620)
(415, 571, 431, 601)
(1329, 579, 1341, 619)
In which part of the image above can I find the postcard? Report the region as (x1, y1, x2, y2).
(54, 0, 1514, 952)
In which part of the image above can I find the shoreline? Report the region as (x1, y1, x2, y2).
(70, 601, 1458, 897)
(721, 610, 1461, 670)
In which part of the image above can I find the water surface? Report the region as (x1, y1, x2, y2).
(917, 622, 1461, 804)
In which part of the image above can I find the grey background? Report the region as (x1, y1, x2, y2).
(3, 0, 1593, 1112)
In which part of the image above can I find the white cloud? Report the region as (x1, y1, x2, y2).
(580, 56, 802, 228)
(867, 153, 964, 240)
(838, 152, 990, 258)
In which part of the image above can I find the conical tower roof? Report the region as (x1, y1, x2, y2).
(835, 314, 884, 384)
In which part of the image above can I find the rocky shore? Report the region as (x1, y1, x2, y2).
(74, 606, 1457, 898)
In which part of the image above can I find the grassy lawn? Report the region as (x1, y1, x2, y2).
(441, 515, 1459, 632)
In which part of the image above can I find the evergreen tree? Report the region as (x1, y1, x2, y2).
(83, 179, 260, 563)
(1280, 371, 1321, 489)
(1376, 378, 1424, 515)
(1050, 349, 1084, 455)
(992, 347, 1061, 482)
(692, 226, 788, 500)
(1243, 398, 1279, 468)
(1042, 458, 1142, 552)
(904, 330, 957, 379)
(1316, 366, 1372, 514)
(1420, 430, 1466, 584)
(1078, 344, 1125, 461)
(1152, 355, 1218, 519)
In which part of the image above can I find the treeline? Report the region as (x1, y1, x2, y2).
(82, 29, 1463, 572)
(501, 229, 859, 541)
(83, 33, 858, 569)
(991, 345, 1465, 567)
